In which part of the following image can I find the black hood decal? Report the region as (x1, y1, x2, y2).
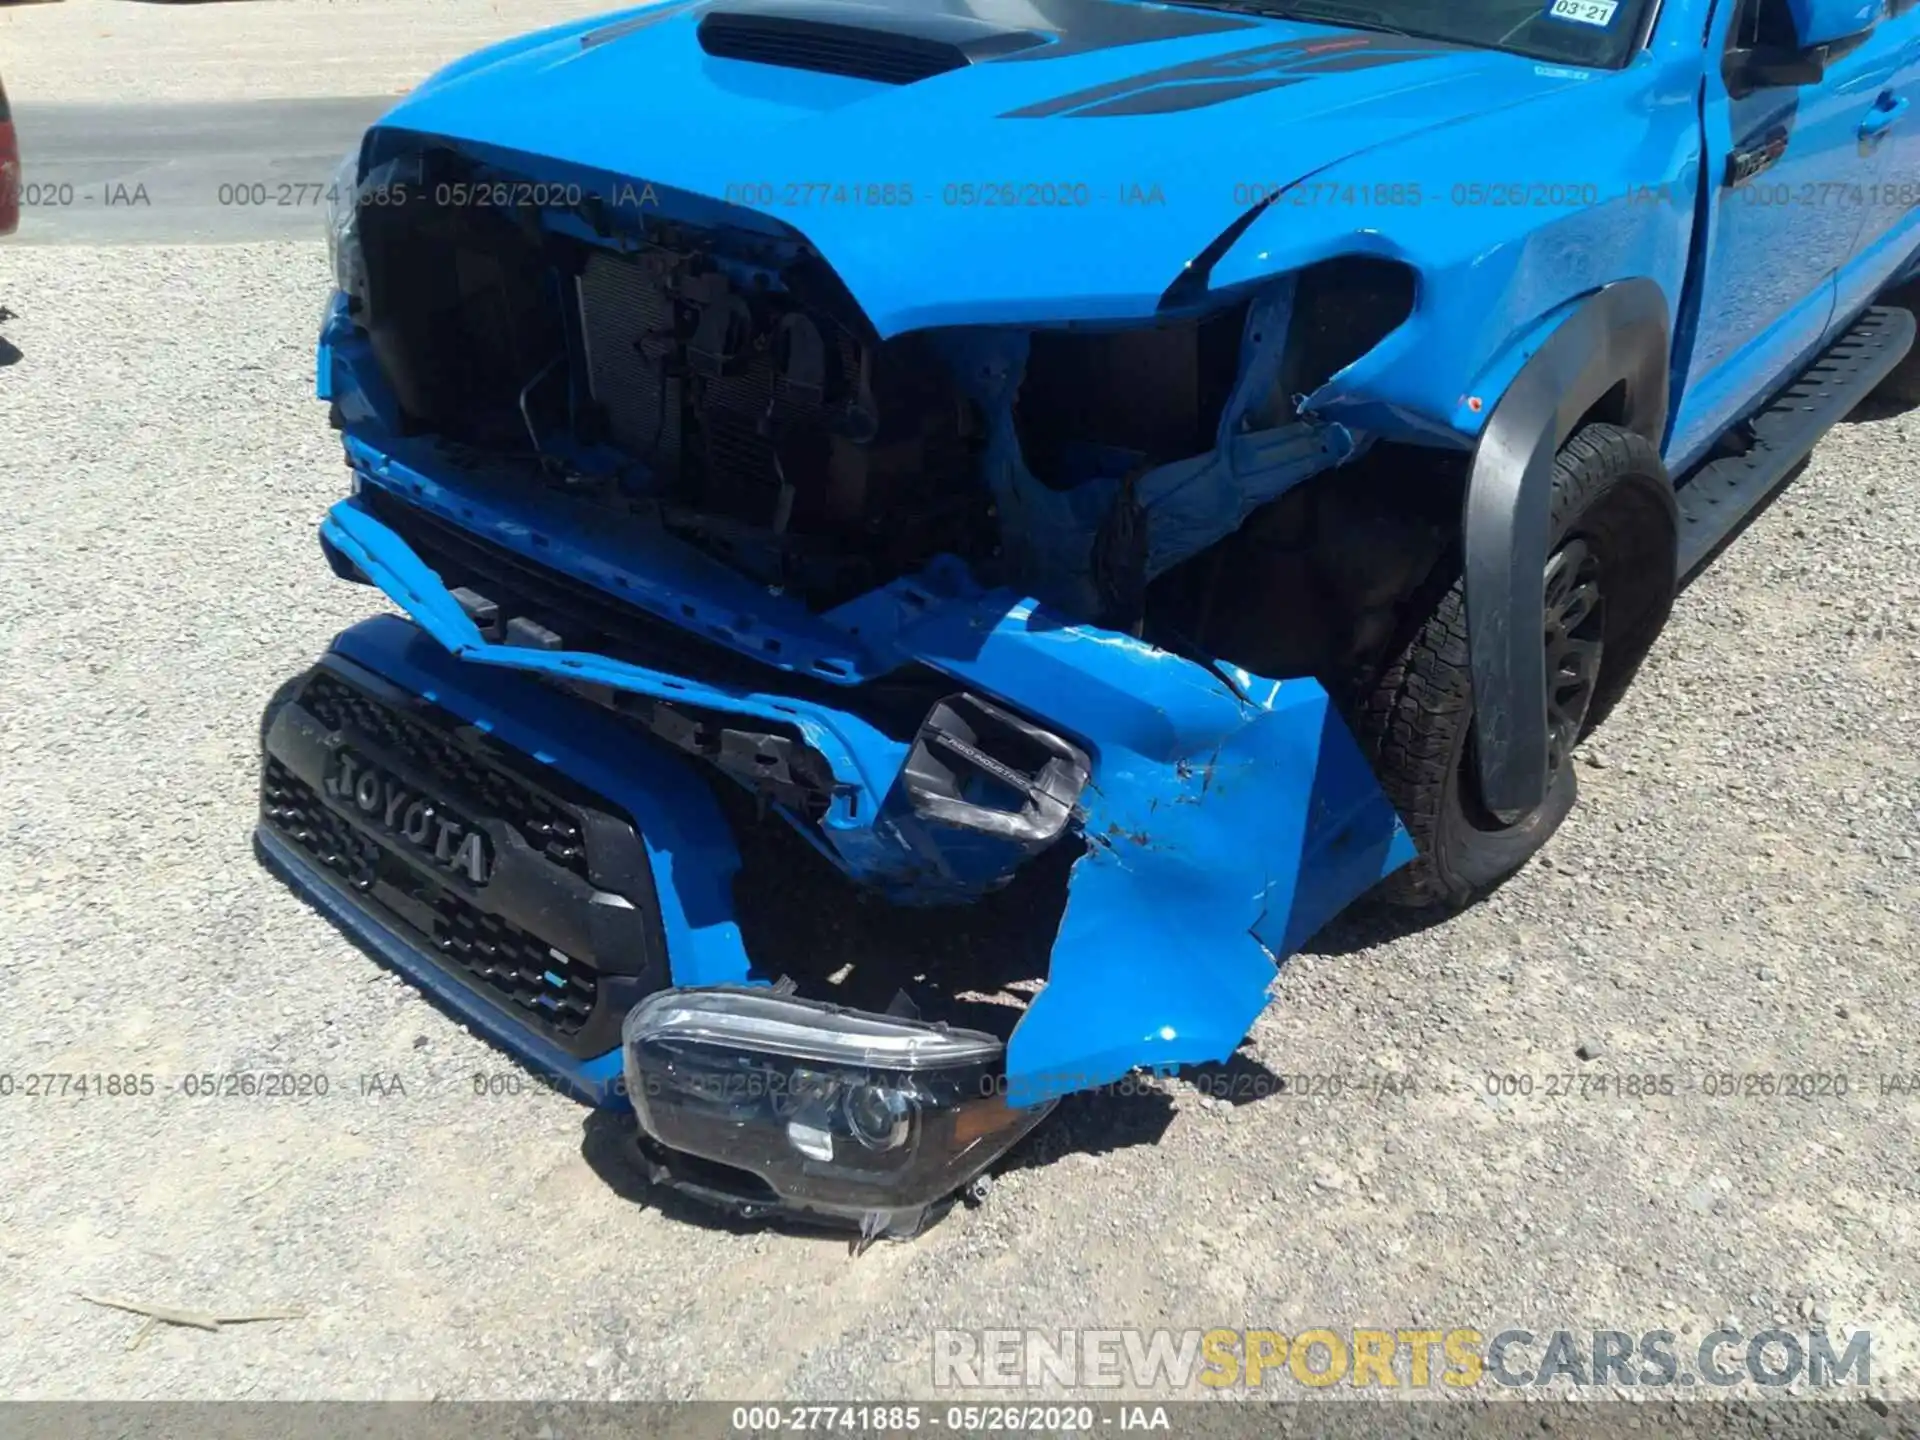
(1007, 32, 1458, 117)
(583, 0, 709, 48)
(982, 0, 1261, 61)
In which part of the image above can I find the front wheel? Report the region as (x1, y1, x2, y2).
(1356, 423, 1676, 910)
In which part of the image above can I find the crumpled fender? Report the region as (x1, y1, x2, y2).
(858, 599, 1415, 1105)
(1002, 668, 1413, 1105)
(322, 495, 1414, 1103)
(318, 427, 1415, 1105)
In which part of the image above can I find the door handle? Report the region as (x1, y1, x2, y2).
(1861, 94, 1910, 141)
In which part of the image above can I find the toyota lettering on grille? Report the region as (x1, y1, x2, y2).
(325, 751, 493, 884)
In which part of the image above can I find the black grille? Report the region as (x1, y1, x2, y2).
(258, 660, 677, 1056)
(264, 759, 600, 1035)
(263, 756, 380, 890)
(299, 669, 589, 878)
(428, 888, 599, 1034)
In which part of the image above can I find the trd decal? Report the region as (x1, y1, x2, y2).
(1725, 124, 1790, 187)
(1722, 89, 1799, 187)
(1005, 34, 1458, 118)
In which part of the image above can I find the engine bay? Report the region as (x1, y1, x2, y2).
(341, 143, 1420, 653)
(354, 155, 1002, 609)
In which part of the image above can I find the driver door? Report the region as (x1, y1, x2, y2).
(1668, 0, 1903, 464)
(1835, 0, 1920, 315)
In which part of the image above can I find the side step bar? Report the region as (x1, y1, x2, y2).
(1675, 305, 1915, 578)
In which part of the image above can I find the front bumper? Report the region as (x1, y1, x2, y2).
(255, 619, 747, 1102)
(260, 606, 1411, 1225)
(321, 478, 1417, 1100)
(306, 291, 1418, 1115)
(257, 620, 1050, 1227)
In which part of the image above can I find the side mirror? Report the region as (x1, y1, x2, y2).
(1734, 47, 1829, 89)
(1726, 0, 1881, 95)
(1786, 0, 1880, 45)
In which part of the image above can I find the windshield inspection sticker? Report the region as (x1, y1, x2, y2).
(1546, 0, 1620, 22)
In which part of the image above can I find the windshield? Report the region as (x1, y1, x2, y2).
(1178, 0, 1655, 66)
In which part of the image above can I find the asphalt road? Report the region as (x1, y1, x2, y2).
(10, 98, 391, 244)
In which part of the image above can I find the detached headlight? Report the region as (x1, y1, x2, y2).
(324, 147, 367, 304)
(623, 988, 1053, 1237)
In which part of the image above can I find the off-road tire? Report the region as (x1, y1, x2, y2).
(1356, 423, 1675, 910)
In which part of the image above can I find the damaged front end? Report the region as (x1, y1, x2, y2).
(280, 132, 1418, 1233)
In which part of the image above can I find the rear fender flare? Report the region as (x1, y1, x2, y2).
(1464, 277, 1671, 822)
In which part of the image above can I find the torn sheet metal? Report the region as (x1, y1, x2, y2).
(323, 492, 1412, 1102)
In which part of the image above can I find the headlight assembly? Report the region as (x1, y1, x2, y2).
(622, 988, 1054, 1237)
(325, 147, 368, 305)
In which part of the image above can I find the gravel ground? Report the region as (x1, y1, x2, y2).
(0, 239, 1916, 1411)
(0, 0, 621, 106)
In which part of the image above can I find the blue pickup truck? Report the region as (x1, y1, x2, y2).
(261, 0, 1920, 1236)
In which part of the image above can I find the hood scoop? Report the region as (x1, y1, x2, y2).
(697, 0, 1051, 84)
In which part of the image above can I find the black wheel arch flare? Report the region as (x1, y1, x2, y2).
(1462, 277, 1675, 822)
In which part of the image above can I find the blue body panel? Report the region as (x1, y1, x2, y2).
(282, 594, 1412, 1106)
(291, 0, 1920, 1108)
(368, 9, 1587, 339)
(335, 0, 1920, 456)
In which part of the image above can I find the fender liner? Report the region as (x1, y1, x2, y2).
(1464, 278, 1670, 822)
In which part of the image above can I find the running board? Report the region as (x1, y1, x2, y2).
(1675, 305, 1915, 578)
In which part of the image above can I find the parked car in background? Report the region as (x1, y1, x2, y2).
(0, 75, 19, 237)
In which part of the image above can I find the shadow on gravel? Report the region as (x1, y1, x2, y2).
(1842, 393, 1910, 425)
(578, 1111, 798, 1240)
(577, 1075, 1180, 1244)
(0, 307, 20, 368)
(1299, 896, 1451, 957)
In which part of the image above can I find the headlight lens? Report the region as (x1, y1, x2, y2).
(622, 988, 1053, 1237)
(324, 147, 367, 303)
(844, 1082, 912, 1151)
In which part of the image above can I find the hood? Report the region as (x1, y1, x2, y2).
(376, 0, 1591, 333)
